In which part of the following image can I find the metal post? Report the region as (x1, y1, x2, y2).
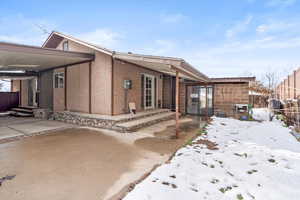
(175, 71, 180, 139)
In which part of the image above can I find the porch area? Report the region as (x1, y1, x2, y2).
(52, 108, 175, 132)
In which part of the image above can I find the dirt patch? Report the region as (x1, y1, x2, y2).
(193, 139, 219, 150)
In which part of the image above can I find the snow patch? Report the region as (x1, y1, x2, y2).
(124, 117, 300, 200)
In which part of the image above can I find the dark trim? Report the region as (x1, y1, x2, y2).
(154, 77, 157, 108)
(19, 80, 22, 106)
(141, 74, 145, 109)
(89, 61, 92, 114)
(0, 72, 38, 77)
(64, 67, 67, 110)
(211, 82, 248, 85)
(185, 83, 188, 115)
(40, 59, 94, 73)
(37, 73, 40, 108)
(111, 56, 114, 115)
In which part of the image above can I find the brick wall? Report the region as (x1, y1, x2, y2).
(214, 83, 249, 116)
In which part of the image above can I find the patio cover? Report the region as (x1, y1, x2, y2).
(114, 52, 209, 82)
(0, 41, 94, 77)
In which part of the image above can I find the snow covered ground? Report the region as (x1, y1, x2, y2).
(124, 109, 300, 200)
(251, 108, 270, 121)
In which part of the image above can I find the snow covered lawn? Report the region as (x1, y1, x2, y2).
(124, 111, 300, 200)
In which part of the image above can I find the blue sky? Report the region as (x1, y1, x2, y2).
(1, 0, 300, 86)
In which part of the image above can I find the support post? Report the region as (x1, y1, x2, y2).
(64, 67, 67, 110)
(19, 80, 22, 106)
(175, 71, 180, 139)
(89, 61, 92, 114)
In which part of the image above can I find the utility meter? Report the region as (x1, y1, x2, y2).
(124, 80, 132, 89)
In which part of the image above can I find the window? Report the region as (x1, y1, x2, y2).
(62, 41, 69, 51)
(54, 72, 64, 88)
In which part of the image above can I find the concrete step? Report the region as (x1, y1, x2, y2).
(114, 112, 175, 132)
(114, 109, 171, 124)
(11, 108, 34, 114)
(10, 111, 33, 117)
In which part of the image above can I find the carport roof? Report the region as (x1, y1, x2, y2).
(0, 41, 94, 74)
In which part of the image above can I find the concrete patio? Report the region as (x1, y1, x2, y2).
(0, 116, 206, 200)
(0, 116, 74, 143)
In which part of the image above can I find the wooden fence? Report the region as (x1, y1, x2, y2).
(276, 68, 300, 100)
(0, 92, 19, 112)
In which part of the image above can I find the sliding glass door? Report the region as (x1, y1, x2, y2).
(187, 85, 214, 116)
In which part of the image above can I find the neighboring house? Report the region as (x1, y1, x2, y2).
(0, 31, 254, 130)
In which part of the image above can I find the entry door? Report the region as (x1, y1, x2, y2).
(144, 74, 155, 109)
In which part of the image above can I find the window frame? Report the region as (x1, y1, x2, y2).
(53, 72, 65, 89)
(62, 41, 69, 51)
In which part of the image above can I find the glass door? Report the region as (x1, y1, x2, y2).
(187, 85, 214, 116)
(199, 87, 207, 115)
(144, 74, 155, 109)
(187, 86, 200, 114)
(207, 86, 213, 115)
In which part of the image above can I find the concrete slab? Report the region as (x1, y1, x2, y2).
(0, 116, 41, 127)
(0, 117, 75, 143)
(7, 120, 75, 135)
(0, 116, 206, 200)
(0, 127, 24, 141)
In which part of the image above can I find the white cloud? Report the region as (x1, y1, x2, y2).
(0, 15, 56, 46)
(160, 13, 186, 23)
(183, 35, 300, 78)
(256, 21, 296, 34)
(226, 15, 253, 38)
(266, 0, 297, 7)
(78, 28, 123, 49)
(139, 39, 177, 56)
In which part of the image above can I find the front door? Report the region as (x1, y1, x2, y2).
(144, 74, 155, 109)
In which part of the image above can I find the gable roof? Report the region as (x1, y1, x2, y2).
(42, 31, 209, 81)
(42, 31, 113, 55)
